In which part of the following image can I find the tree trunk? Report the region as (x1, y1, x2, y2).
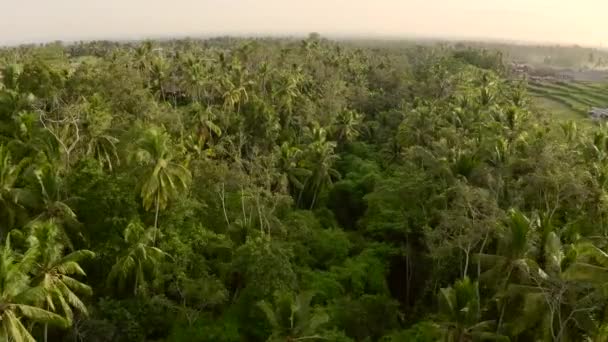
(44, 301, 49, 342)
(134, 272, 139, 296)
(153, 192, 160, 244)
(309, 182, 320, 210)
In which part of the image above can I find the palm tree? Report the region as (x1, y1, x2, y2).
(475, 209, 547, 336)
(273, 73, 300, 114)
(221, 78, 249, 113)
(133, 41, 153, 73)
(504, 231, 598, 341)
(479, 73, 497, 106)
(257, 291, 329, 342)
(184, 104, 223, 157)
(437, 277, 507, 342)
(0, 63, 22, 91)
(331, 109, 363, 146)
(85, 133, 119, 171)
(32, 164, 80, 249)
(82, 95, 120, 171)
(257, 62, 272, 96)
(476, 209, 537, 291)
(274, 142, 311, 195)
(0, 145, 31, 231)
(149, 56, 169, 101)
(28, 221, 94, 342)
(0, 64, 35, 127)
(107, 221, 167, 296)
(180, 56, 208, 103)
(132, 127, 191, 238)
(564, 241, 608, 283)
(191, 103, 222, 147)
(273, 70, 302, 130)
(300, 127, 340, 209)
(0, 235, 68, 342)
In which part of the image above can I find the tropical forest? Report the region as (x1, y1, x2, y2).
(1, 36, 608, 342)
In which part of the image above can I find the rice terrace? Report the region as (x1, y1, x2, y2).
(515, 64, 608, 122)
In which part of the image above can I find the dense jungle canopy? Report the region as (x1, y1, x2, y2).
(0, 36, 607, 341)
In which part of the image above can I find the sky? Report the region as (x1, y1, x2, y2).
(1, 0, 607, 46)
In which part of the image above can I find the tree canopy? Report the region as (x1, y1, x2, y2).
(0, 37, 605, 341)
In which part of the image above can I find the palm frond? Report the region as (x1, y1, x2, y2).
(15, 304, 69, 328)
(257, 300, 281, 330)
(60, 275, 93, 296)
(3, 310, 36, 342)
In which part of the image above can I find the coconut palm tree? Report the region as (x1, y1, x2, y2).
(32, 164, 80, 249)
(274, 142, 311, 195)
(180, 56, 208, 103)
(28, 221, 94, 342)
(221, 78, 249, 113)
(0, 145, 32, 232)
(331, 109, 363, 146)
(475, 209, 549, 336)
(183, 103, 223, 157)
(0, 235, 68, 342)
(132, 127, 191, 238)
(257, 61, 273, 96)
(107, 221, 167, 296)
(0, 63, 22, 92)
(85, 133, 119, 171)
(133, 41, 153, 73)
(81, 95, 120, 171)
(257, 291, 329, 342)
(273, 70, 302, 130)
(503, 231, 599, 341)
(191, 103, 222, 146)
(437, 277, 507, 342)
(479, 73, 497, 106)
(300, 127, 340, 209)
(149, 56, 169, 101)
(273, 73, 300, 114)
(476, 209, 537, 290)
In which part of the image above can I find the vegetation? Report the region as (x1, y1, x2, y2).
(458, 41, 608, 69)
(529, 81, 608, 121)
(1, 36, 608, 341)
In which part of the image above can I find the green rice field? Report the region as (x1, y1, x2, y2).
(528, 81, 608, 122)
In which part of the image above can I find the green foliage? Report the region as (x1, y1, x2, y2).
(168, 316, 240, 342)
(0, 234, 71, 342)
(381, 322, 442, 342)
(232, 237, 296, 298)
(257, 291, 330, 341)
(132, 126, 191, 231)
(331, 294, 400, 341)
(107, 221, 167, 296)
(4, 37, 608, 342)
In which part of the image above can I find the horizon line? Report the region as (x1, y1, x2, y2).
(0, 31, 604, 50)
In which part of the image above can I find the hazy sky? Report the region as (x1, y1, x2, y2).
(1, 0, 607, 46)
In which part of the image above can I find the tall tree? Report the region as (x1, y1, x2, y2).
(331, 109, 363, 146)
(28, 221, 94, 342)
(32, 164, 80, 248)
(0, 235, 68, 342)
(257, 291, 329, 342)
(300, 127, 340, 209)
(107, 221, 167, 296)
(132, 127, 191, 237)
(275, 142, 311, 195)
(437, 277, 506, 342)
(0, 145, 31, 232)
